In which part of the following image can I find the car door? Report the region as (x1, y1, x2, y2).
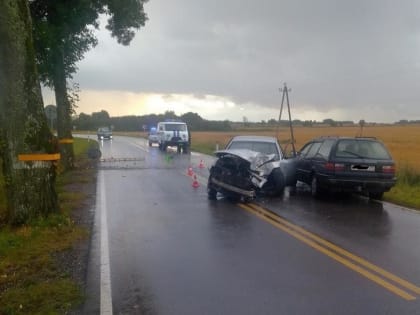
(295, 142, 313, 183)
(312, 139, 335, 177)
(302, 141, 322, 184)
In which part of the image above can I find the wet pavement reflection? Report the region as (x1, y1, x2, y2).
(83, 136, 420, 315)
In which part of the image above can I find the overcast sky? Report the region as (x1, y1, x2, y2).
(43, 0, 420, 123)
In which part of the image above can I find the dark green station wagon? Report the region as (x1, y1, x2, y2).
(295, 137, 397, 199)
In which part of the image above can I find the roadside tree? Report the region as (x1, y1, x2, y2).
(30, 0, 148, 169)
(0, 0, 58, 224)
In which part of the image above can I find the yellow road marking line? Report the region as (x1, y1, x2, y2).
(239, 203, 417, 301)
(248, 203, 420, 296)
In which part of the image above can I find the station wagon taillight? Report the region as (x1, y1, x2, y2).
(325, 162, 345, 172)
(382, 165, 395, 174)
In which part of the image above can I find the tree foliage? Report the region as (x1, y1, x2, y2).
(30, 0, 148, 86)
(29, 0, 148, 169)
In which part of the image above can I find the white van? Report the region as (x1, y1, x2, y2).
(157, 121, 190, 153)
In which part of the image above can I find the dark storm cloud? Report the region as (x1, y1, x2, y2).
(74, 0, 420, 121)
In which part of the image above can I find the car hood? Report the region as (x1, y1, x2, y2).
(215, 149, 276, 172)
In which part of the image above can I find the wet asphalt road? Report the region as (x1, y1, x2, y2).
(83, 136, 420, 315)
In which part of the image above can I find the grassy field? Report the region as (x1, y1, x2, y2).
(0, 138, 97, 314)
(187, 125, 420, 209)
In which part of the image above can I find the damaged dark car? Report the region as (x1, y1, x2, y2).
(207, 136, 296, 201)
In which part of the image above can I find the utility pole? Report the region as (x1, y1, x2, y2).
(276, 83, 296, 156)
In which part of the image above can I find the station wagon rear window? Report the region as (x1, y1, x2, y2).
(335, 140, 391, 159)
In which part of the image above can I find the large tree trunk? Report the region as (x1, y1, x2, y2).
(53, 47, 74, 170)
(0, 0, 58, 224)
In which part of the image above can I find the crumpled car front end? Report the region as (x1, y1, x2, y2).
(207, 149, 278, 201)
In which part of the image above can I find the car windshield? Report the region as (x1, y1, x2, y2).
(335, 139, 391, 159)
(164, 124, 186, 131)
(99, 127, 110, 132)
(227, 141, 280, 159)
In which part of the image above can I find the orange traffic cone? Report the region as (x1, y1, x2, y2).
(187, 166, 193, 176)
(199, 159, 205, 169)
(192, 174, 200, 188)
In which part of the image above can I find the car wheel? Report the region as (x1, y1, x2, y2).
(149, 141, 152, 147)
(272, 169, 285, 195)
(311, 176, 324, 198)
(265, 169, 285, 196)
(369, 191, 384, 200)
(226, 192, 241, 202)
(207, 178, 217, 200)
(182, 145, 189, 154)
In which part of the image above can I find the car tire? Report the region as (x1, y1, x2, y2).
(311, 175, 324, 198)
(226, 192, 241, 202)
(149, 141, 152, 147)
(369, 191, 384, 200)
(265, 169, 285, 196)
(207, 184, 217, 201)
(207, 174, 218, 200)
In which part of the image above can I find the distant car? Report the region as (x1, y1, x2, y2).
(294, 136, 396, 199)
(207, 135, 296, 201)
(97, 127, 112, 140)
(148, 127, 159, 146)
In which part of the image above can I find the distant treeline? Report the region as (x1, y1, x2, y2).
(72, 110, 232, 131)
(68, 109, 420, 132)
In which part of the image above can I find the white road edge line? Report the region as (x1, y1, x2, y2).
(100, 172, 113, 315)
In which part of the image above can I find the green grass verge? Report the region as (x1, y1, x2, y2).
(0, 137, 97, 314)
(384, 184, 420, 209)
(190, 142, 218, 156)
(384, 165, 420, 209)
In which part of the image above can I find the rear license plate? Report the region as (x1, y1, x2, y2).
(351, 164, 375, 172)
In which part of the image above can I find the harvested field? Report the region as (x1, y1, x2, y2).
(190, 125, 420, 171)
